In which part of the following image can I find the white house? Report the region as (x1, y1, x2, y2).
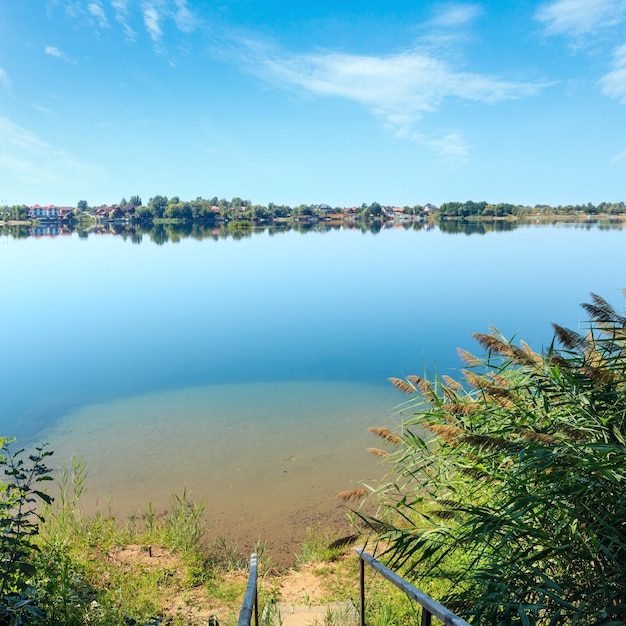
(28, 205, 59, 220)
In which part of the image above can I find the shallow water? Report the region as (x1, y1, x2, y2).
(42, 380, 401, 562)
(2, 222, 626, 563)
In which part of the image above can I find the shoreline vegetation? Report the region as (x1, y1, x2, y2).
(3, 293, 626, 624)
(2, 211, 626, 243)
(2, 196, 626, 230)
(0, 442, 391, 626)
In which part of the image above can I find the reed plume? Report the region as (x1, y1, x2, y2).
(441, 384, 459, 403)
(457, 347, 482, 367)
(580, 366, 615, 384)
(445, 403, 479, 415)
(431, 509, 457, 520)
(407, 375, 437, 400)
(424, 423, 462, 446)
(472, 332, 516, 357)
(460, 466, 494, 481)
(442, 375, 463, 391)
(389, 377, 416, 394)
(558, 424, 591, 442)
(336, 489, 367, 502)
(367, 427, 402, 444)
(582, 293, 624, 325)
(520, 431, 557, 444)
(519, 340, 542, 365)
(367, 447, 388, 457)
(552, 324, 588, 350)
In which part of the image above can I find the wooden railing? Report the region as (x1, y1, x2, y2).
(237, 553, 258, 626)
(356, 547, 471, 626)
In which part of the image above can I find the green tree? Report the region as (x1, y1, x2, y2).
(368, 293, 626, 625)
(76, 200, 88, 211)
(369, 202, 382, 217)
(148, 195, 168, 219)
(135, 205, 154, 221)
(128, 195, 142, 207)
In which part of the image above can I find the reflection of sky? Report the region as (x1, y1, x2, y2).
(1, 224, 625, 442)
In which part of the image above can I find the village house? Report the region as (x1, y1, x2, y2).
(28, 205, 59, 220)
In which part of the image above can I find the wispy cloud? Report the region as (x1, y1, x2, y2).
(142, 2, 163, 43)
(58, 1, 197, 50)
(423, 131, 470, 161)
(87, 1, 109, 28)
(0, 67, 10, 93)
(430, 3, 483, 27)
(45, 45, 63, 58)
(233, 41, 541, 160)
(112, 0, 137, 40)
(173, 0, 196, 33)
(0, 116, 104, 187)
(600, 43, 626, 103)
(44, 45, 74, 63)
(535, 0, 626, 37)
(610, 148, 626, 163)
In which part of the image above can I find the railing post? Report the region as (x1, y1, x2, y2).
(254, 584, 258, 626)
(359, 555, 366, 626)
(354, 548, 471, 626)
(421, 608, 432, 626)
(237, 553, 258, 626)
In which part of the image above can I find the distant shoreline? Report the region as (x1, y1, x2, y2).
(5, 213, 626, 227)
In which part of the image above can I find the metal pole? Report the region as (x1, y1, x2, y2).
(359, 555, 366, 626)
(421, 608, 432, 626)
(254, 586, 258, 626)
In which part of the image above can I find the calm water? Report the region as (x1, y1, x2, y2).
(1, 220, 625, 561)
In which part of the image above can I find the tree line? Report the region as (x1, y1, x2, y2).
(439, 199, 626, 217)
(2, 196, 626, 224)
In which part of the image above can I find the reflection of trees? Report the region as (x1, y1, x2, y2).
(437, 220, 521, 235)
(0, 225, 29, 238)
(149, 225, 168, 246)
(2, 217, 622, 244)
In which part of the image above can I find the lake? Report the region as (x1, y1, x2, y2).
(1, 219, 625, 564)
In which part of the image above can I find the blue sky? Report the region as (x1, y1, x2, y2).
(1, 0, 625, 207)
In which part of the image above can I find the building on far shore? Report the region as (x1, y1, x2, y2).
(28, 205, 59, 220)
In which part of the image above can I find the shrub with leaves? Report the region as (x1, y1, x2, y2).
(369, 293, 626, 625)
(0, 439, 53, 624)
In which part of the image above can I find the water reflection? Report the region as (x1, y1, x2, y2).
(2, 217, 623, 243)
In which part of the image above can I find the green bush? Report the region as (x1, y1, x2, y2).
(0, 439, 53, 625)
(370, 292, 626, 625)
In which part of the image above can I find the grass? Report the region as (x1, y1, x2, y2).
(29, 458, 252, 626)
(2, 449, 456, 626)
(295, 526, 352, 567)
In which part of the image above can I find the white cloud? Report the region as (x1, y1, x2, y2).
(254, 47, 540, 134)
(0, 67, 10, 93)
(430, 3, 483, 27)
(44, 45, 75, 63)
(45, 45, 63, 58)
(142, 2, 163, 43)
(423, 131, 470, 161)
(610, 148, 626, 163)
(535, 0, 626, 36)
(173, 0, 196, 33)
(87, 1, 109, 28)
(235, 42, 541, 159)
(0, 116, 103, 187)
(600, 43, 626, 102)
(59, 0, 197, 50)
(112, 0, 137, 40)
(44, 45, 73, 63)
